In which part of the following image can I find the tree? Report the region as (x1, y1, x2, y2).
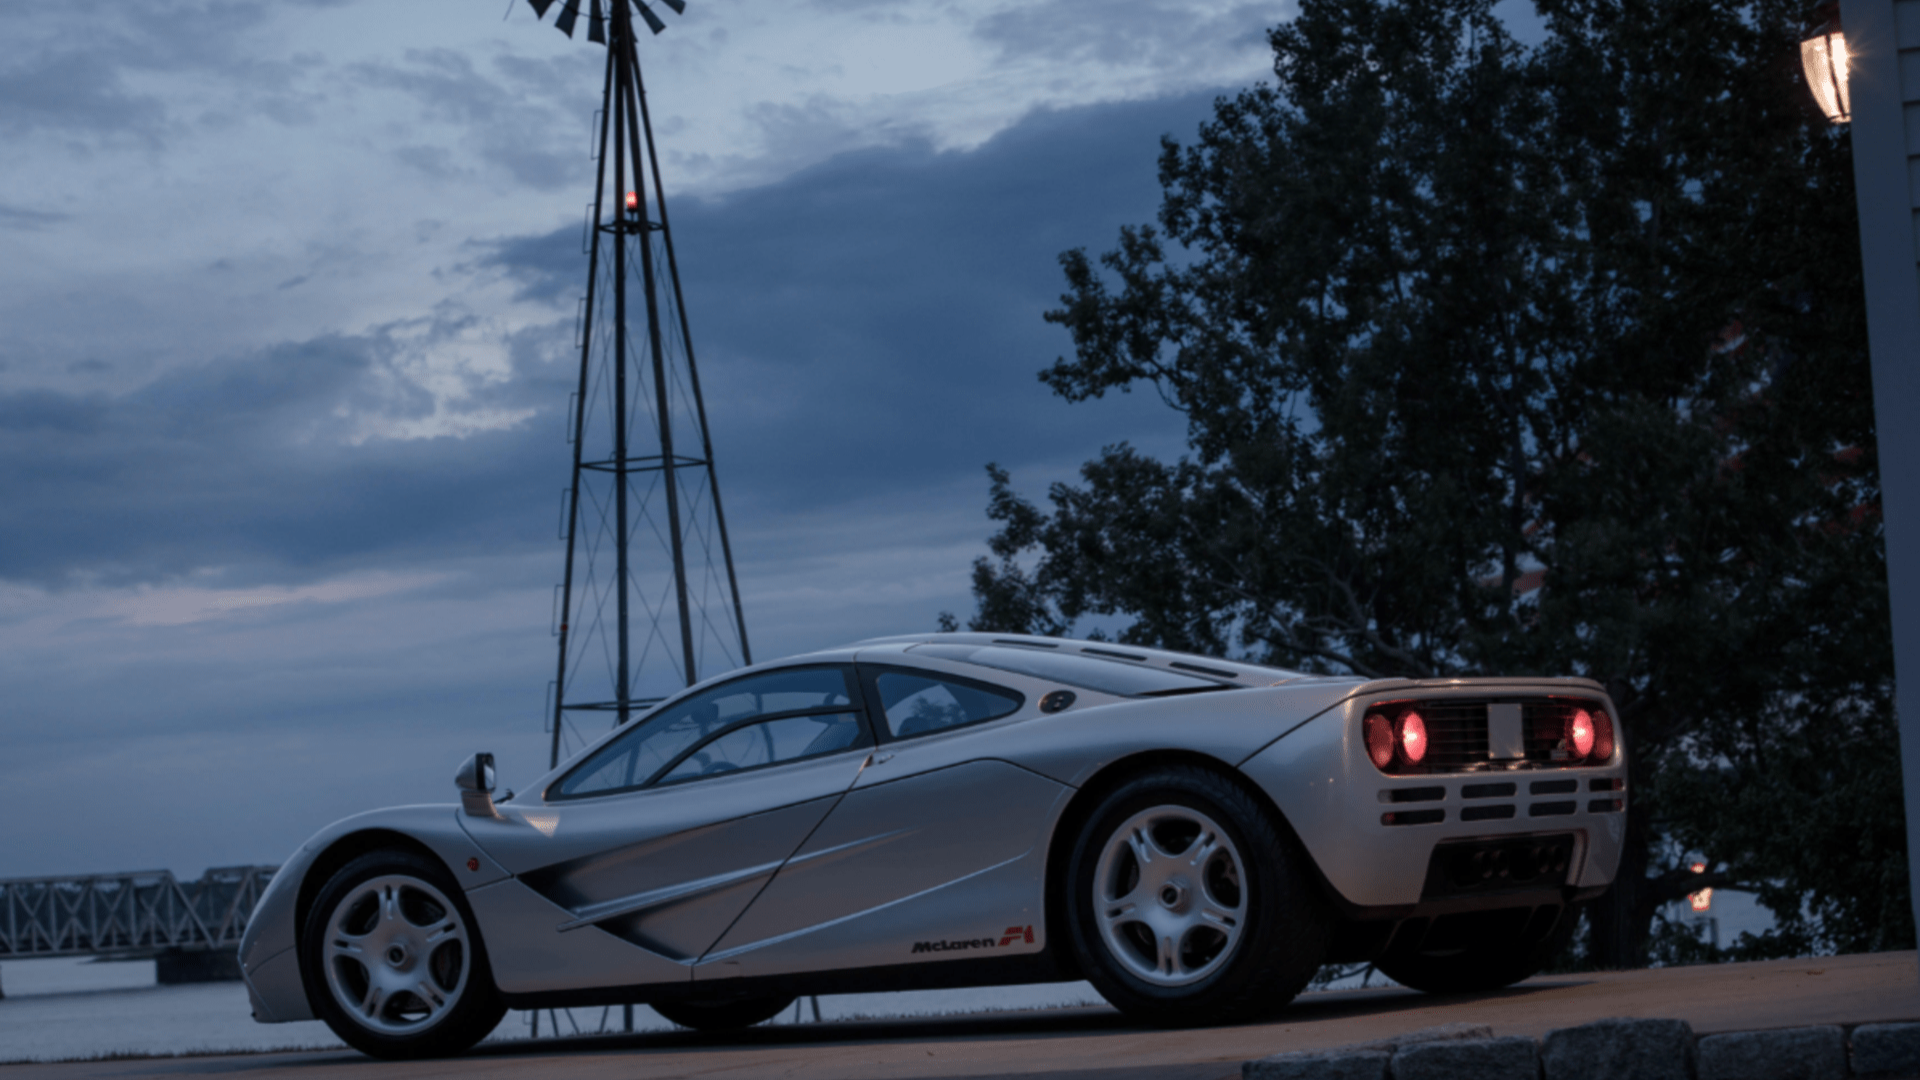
(958, 0, 1901, 966)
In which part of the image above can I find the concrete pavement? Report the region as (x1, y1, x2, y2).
(5, 951, 1916, 1080)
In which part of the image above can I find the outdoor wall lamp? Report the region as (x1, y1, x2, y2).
(1801, 2, 1851, 123)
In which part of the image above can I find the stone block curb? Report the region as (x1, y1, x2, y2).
(1541, 1017, 1695, 1080)
(1392, 1035, 1540, 1080)
(1853, 1023, 1920, 1079)
(1244, 1023, 1495, 1079)
(1699, 1025, 1847, 1080)
(1242, 1016, 1920, 1080)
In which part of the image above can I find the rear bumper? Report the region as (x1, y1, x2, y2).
(1243, 684, 1629, 909)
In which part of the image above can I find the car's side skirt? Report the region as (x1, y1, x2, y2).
(497, 951, 1077, 1012)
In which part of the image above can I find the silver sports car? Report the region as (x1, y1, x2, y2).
(238, 632, 1627, 1058)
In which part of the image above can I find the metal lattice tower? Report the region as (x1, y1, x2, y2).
(528, 0, 750, 768)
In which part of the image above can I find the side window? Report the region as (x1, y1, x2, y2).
(874, 670, 1022, 739)
(554, 666, 860, 798)
(658, 712, 863, 783)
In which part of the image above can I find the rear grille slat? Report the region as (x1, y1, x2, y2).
(1421, 702, 1489, 769)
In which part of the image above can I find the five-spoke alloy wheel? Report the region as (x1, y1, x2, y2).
(1091, 804, 1249, 987)
(1066, 765, 1326, 1027)
(303, 850, 504, 1059)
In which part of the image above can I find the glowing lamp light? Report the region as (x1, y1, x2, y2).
(625, 190, 639, 211)
(1570, 709, 1596, 758)
(1800, 4, 1850, 123)
(1399, 710, 1428, 765)
(1363, 708, 1428, 770)
(1689, 861, 1713, 912)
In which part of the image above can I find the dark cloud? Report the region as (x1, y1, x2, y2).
(972, 0, 1280, 69)
(347, 48, 587, 191)
(1, 0, 325, 146)
(0, 49, 168, 143)
(0, 325, 555, 587)
(0, 204, 70, 230)
(483, 90, 1217, 515)
(0, 90, 1218, 606)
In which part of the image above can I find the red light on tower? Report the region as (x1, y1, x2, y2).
(625, 190, 638, 212)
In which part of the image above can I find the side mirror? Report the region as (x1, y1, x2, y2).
(456, 752, 497, 817)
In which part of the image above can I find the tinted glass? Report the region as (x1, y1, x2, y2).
(909, 643, 1222, 697)
(556, 666, 855, 798)
(876, 672, 1021, 738)
(658, 712, 863, 783)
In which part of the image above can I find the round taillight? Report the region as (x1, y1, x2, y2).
(1398, 710, 1428, 765)
(1364, 712, 1395, 769)
(1590, 708, 1615, 762)
(1570, 709, 1596, 758)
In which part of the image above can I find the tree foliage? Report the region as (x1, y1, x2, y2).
(959, 0, 1902, 965)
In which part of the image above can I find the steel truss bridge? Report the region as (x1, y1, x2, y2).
(0, 866, 277, 981)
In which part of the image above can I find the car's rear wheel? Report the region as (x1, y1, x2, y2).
(1374, 903, 1576, 994)
(302, 849, 505, 1059)
(652, 995, 794, 1030)
(1065, 764, 1327, 1027)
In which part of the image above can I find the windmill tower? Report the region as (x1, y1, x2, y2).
(526, 0, 750, 768)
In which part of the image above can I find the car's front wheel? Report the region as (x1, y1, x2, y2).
(302, 849, 505, 1059)
(652, 994, 794, 1030)
(1065, 764, 1327, 1027)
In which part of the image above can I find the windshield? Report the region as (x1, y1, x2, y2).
(908, 642, 1230, 697)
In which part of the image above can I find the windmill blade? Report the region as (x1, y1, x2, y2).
(657, 0, 686, 14)
(631, 0, 668, 34)
(587, 0, 606, 43)
(527, 0, 557, 15)
(554, 0, 581, 37)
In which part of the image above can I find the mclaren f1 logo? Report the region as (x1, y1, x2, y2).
(910, 925, 1035, 954)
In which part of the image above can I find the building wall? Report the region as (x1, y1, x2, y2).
(1841, 0, 1920, 953)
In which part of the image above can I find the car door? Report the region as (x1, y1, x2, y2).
(696, 661, 1070, 981)
(461, 664, 873, 989)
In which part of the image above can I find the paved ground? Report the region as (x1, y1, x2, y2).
(6, 951, 1916, 1080)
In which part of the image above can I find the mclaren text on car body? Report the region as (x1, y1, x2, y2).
(237, 632, 1628, 1058)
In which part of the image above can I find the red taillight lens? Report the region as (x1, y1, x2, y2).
(1570, 708, 1596, 758)
(1590, 708, 1615, 762)
(1365, 712, 1395, 769)
(1398, 710, 1428, 765)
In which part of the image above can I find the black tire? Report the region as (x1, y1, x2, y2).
(652, 994, 794, 1030)
(1064, 764, 1328, 1027)
(1374, 903, 1577, 994)
(301, 849, 506, 1059)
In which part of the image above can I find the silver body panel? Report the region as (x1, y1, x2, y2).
(237, 805, 512, 1022)
(699, 759, 1068, 978)
(464, 877, 688, 993)
(243, 633, 1627, 1024)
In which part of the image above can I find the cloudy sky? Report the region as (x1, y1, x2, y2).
(0, 0, 1317, 877)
